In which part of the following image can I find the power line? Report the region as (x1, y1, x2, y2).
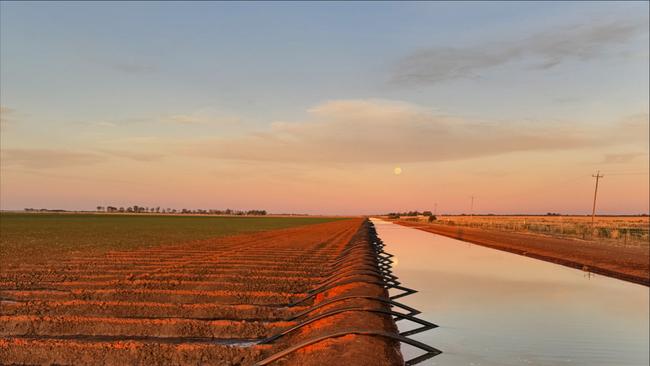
(604, 172, 649, 176)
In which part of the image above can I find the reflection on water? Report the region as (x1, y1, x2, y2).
(372, 219, 649, 366)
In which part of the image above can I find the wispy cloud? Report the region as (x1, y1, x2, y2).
(1, 148, 106, 169)
(3, 168, 142, 186)
(96, 149, 165, 162)
(71, 117, 152, 129)
(0, 146, 166, 169)
(601, 152, 645, 164)
(610, 113, 650, 149)
(77, 121, 118, 128)
(164, 108, 242, 125)
(390, 17, 648, 86)
(617, 113, 650, 135)
(178, 99, 595, 164)
(0, 106, 15, 130)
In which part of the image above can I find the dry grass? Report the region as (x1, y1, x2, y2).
(401, 215, 649, 248)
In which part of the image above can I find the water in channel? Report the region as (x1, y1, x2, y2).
(373, 219, 649, 366)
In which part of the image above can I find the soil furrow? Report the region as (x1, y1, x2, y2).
(0, 337, 270, 366)
(0, 300, 305, 320)
(0, 289, 305, 305)
(0, 218, 406, 365)
(0, 315, 294, 339)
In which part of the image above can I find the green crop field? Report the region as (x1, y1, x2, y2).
(0, 212, 344, 261)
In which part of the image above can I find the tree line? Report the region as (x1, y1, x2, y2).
(386, 210, 437, 222)
(386, 210, 434, 217)
(95, 206, 267, 215)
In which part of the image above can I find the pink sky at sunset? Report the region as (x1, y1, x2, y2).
(1, 3, 648, 215)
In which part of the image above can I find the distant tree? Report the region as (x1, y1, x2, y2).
(96, 206, 104, 212)
(156, 207, 160, 213)
(246, 210, 267, 216)
(423, 211, 433, 217)
(119, 207, 125, 213)
(127, 207, 134, 213)
(428, 215, 437, 223)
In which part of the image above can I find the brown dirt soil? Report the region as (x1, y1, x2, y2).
(396, 220, 649, 286)
(1, 219, 405, 365)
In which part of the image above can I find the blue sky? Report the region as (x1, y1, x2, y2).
(3, 2, 646, 123)
(1, 2, 648, 214)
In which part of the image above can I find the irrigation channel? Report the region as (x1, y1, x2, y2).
(372, 218, 649, 366)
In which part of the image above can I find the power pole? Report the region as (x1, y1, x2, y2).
(591, 171, 604, 227)
(470, 195, 475, 216)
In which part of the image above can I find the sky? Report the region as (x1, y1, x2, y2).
(1, 1, 648, 215)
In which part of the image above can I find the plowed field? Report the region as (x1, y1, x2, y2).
(0, 218, 403, 365)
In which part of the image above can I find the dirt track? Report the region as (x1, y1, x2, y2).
(396, 221, 649, 286)
(0, 219, 404, 365)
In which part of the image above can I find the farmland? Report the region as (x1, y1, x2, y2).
(0, 214, 406, 365)
(0, 213, 343, 263)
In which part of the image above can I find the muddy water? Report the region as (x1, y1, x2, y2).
(372, 219, 649, 366)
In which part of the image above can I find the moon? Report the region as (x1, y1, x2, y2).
(393, 167, 402, 175)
